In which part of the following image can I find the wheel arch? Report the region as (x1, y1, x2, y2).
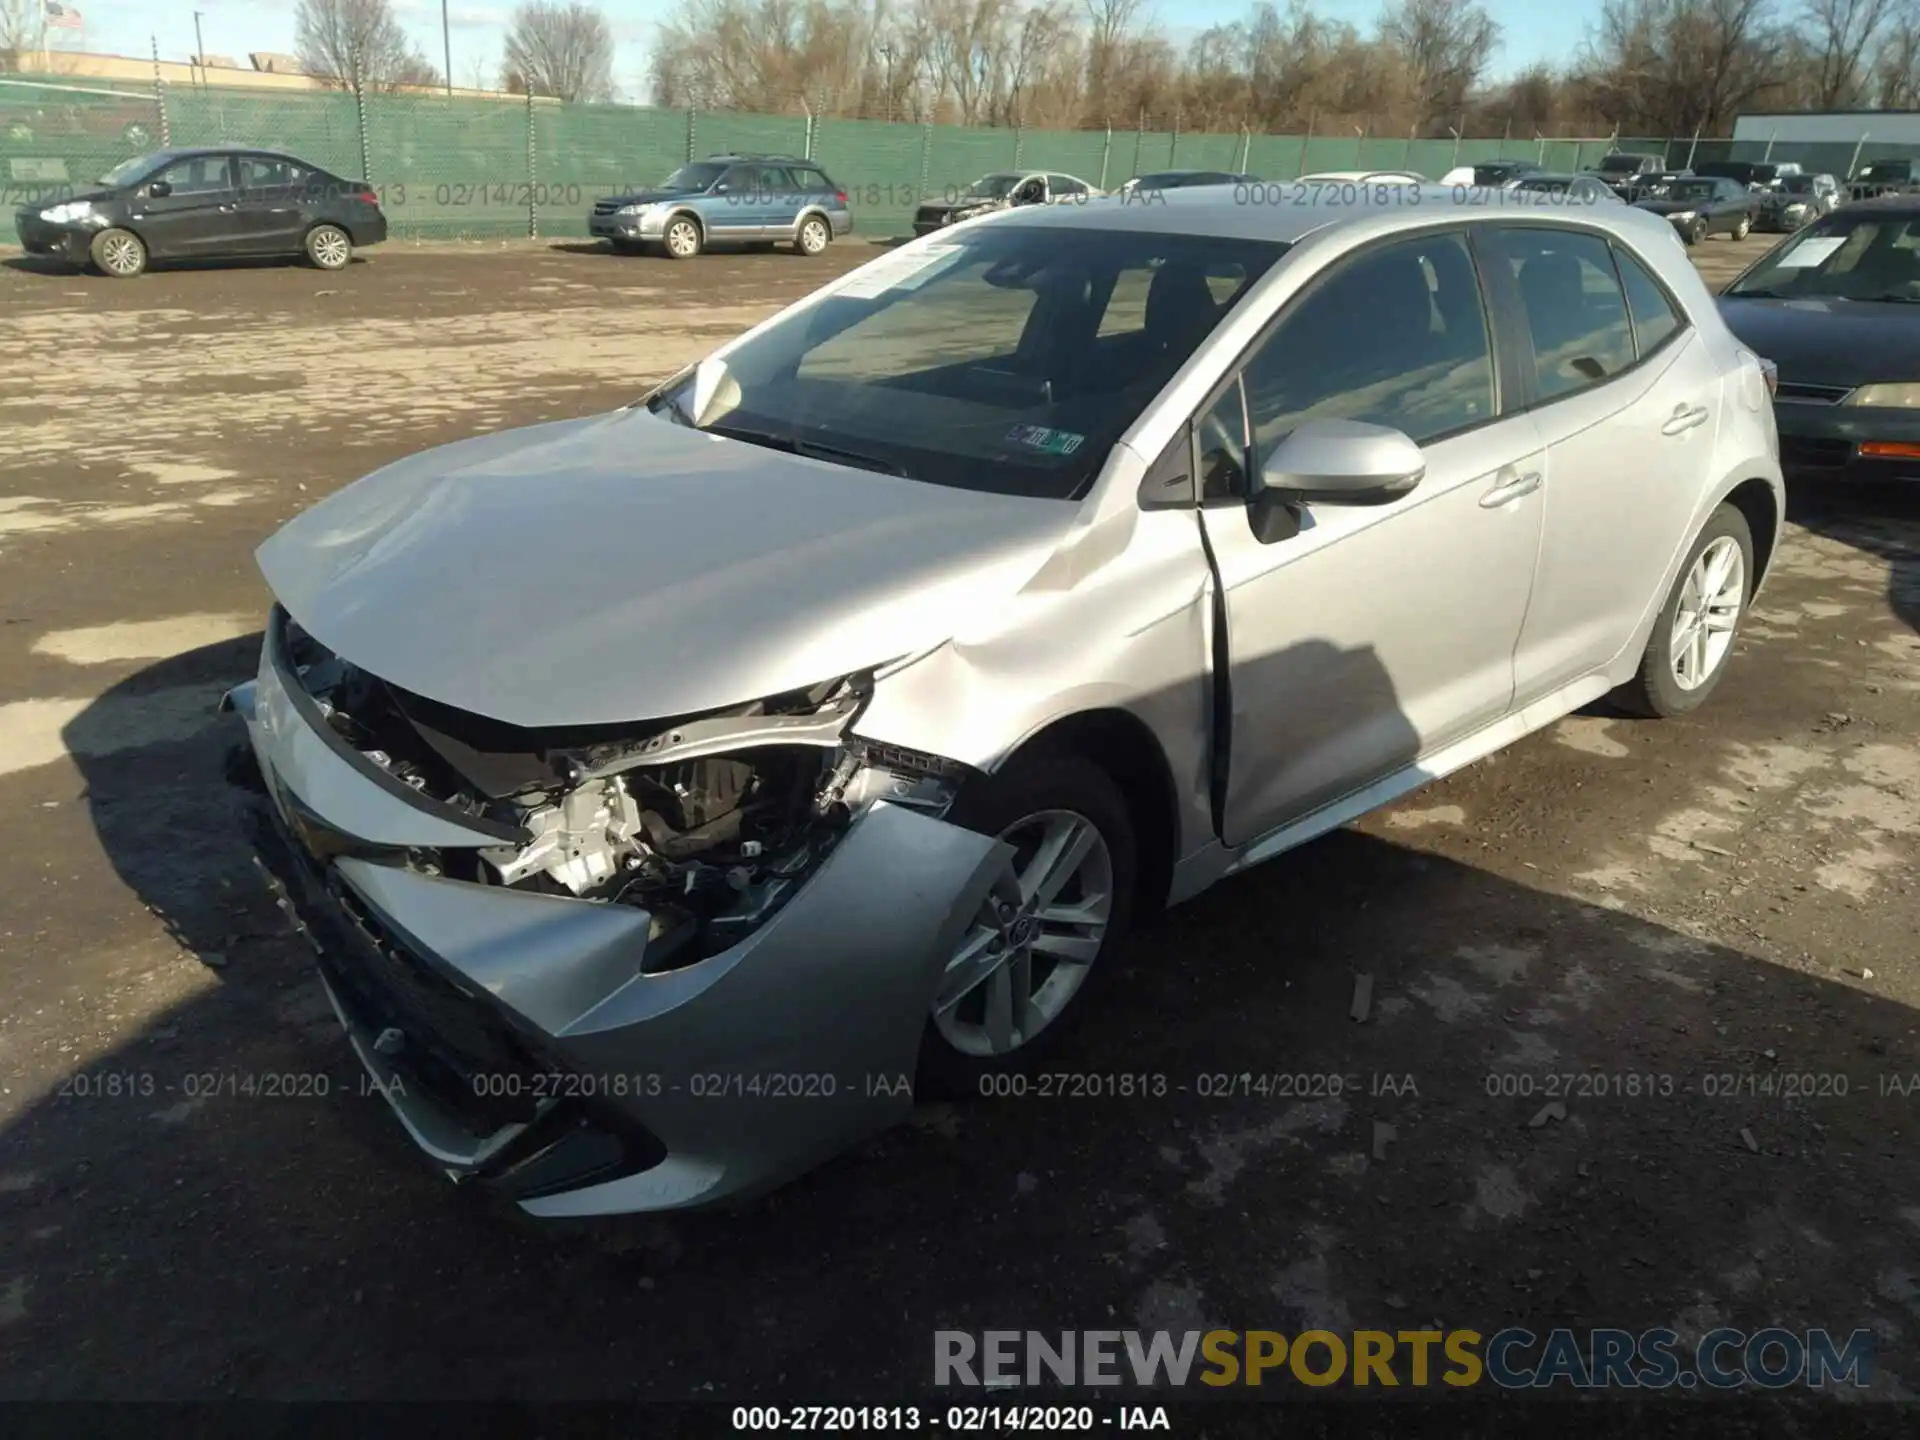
(1721, 476, 1780, 592)
(997, 707, 1180, 915)
(665, 206, 706, 240)
(794, 203, 833, 233)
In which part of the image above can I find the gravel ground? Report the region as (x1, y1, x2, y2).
(0, 231, 1917, 1411)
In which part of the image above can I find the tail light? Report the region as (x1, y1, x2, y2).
(355, 187, 379, 205)
(835, 189, 848, 206)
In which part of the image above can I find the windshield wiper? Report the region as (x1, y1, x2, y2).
(1856, 293, 1920, 304)
(705, 422, 909, 476)
(1727, 287, 1789, 298)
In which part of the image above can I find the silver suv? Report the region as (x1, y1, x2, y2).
(231, 187, 1783, 1216)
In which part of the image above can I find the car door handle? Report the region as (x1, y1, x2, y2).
(1480, 470, 1542, 507)
(1662, 403, 1710, 435)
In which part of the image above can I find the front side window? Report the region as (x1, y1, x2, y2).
(965, 174, 1023, 200)
(660, 161, 725, 192)
(154, 155, 233, 195)
(239, 156, 306, 188)
(1196, 379, 1250, 502)
(1495, 227, 1635, 401)
(1241, 230, 1496, 457)
(647, 226, 1287, 500)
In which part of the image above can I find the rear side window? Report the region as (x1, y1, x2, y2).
(1612, 245, 1683, 358)
(1495, 227, 1636, 402)
(1242, 230, 1496, 451)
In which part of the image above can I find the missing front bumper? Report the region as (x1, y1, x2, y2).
(229, 659, 1012, 1215)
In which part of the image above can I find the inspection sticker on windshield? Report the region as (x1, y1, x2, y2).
(1778, 236, 1846, 267)
(835, 244, 963, 299)
(1006, 424, 1085, 456)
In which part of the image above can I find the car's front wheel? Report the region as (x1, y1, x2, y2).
(305, 223, 352, 270)
(1733, 214, 1752, 240)
(1688, 217, 1709, 245)
(916, 755, 1136, 1098)
(90, 227, 147, 278)
(795, 215, 831, 255)
(1617, 503, 1754, 718)
(663, 215, 702, 260)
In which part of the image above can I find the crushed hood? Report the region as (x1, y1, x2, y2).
(256, 411, 1079, 729)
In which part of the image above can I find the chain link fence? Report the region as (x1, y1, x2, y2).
(4, 75, 1917, 242)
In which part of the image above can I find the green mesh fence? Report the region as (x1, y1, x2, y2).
(5, 74, 1917, 244)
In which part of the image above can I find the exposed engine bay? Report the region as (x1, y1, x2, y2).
(278, 612, 962, 970)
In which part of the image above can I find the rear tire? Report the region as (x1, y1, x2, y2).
(305, 223, 352, 270)
(1615, 503, 1754, 719)
(90, 227, 147, 278)
(1688, 217, 1708, 245)
(795, 215, 831, 256)
(915, 754, 1137, 1100)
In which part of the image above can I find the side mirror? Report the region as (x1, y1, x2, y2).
(147, 179, 172, 198)
(1252, 417, 1425, 508)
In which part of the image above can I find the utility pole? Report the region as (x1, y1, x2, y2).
(880, 43, 894, 121)
(193, 11, 205, 88)
(442, 0, 453, 97)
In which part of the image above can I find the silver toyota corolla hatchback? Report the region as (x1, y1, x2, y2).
(228, 186, 1783, 1215)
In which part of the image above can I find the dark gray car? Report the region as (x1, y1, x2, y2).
(11, 146, 386, 277)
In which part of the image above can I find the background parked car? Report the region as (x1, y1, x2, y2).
(1118, 169, 1256, 194)
(1513, 173, 1619, 203)
(1758, 172, 1841, 232)
(588, 154, 852, 259)
(1850, 158, 1919, 202)
(1717, 197, 1920, 486)
(1619, 169, 1694, 201)
(11, 146, 385, 278)
(1693, 160, 1799, 193)
(912, 170, 1098, 235)
(1437, 159, 1542, 188)
(1294, 169, 1426, 185)
(1587, 151, 1668, 196)
(1633, 176, 1757, 244)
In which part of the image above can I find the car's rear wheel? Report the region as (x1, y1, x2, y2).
(916, 755, 1136, 1099)
(1733, 215, 1751, 240)
(90, 227, 146, 278)
(663, 215, 702, 260)
(1616, 503, 1754, 718)
(305, 224, 352, 270)
(795, 215, 831, 255)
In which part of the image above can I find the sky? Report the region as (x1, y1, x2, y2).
(47, 0, 1594, 97)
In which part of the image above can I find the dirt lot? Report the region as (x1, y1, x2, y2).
(1, 231, 1918, 1410)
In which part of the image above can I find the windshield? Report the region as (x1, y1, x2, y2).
(659, 162, 725, 191)
(1780, 176, 1816, 194)
(1857, 161, 1911, 181)
(1597, 155, 1647, 174)
(645, 226, 1288, 500)
(96, 153, 162, 187)
(964, 174, 1024, 199)
(1516, 177, 1571, 193)
(1666, 180, 1716, 202)
(1724, 215, 1920, 301)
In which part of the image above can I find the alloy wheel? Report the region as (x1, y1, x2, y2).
(98, 232, 143, 276)
(666, 220, 699, 258)
(800, 218, 828, 254)
(310, 227, 350, 269)
(1669, 536, 1744, 691)
(932, 810, 1113, 1058)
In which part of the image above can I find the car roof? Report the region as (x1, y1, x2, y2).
(982, 182, 1684, 249)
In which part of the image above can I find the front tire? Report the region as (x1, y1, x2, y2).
(305, 223, 352, 270)
(916, 755, 1137, 1099)
(90, 227, 147, 278)
(795, 215, 831, 256)
(663, 215, 702, 260)
(1733, 215, 1751, 240)
(1616, 503, 1754, 718)
(1687, 217, 1708, 245)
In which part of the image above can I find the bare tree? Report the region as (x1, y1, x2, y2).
(1582, 0, 1786, 135)
(1083, 0, 1140, 119)
(505, 0, 617, 103)
(295, 0, 440, 90)
(1878, 1, 1920, 103)
(1379, 0, 1500, 124)
(1803, 0, 1895, 103)
(0, 0, 46, 71)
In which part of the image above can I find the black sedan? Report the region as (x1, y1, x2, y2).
(1633, 176, 1756, 244)
(11, 146, 386, 278)
(1717, 199, 1920, 486)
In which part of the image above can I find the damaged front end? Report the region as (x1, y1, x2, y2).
(274, 607, 964, 968)
(230, 606, 1011, 1215)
